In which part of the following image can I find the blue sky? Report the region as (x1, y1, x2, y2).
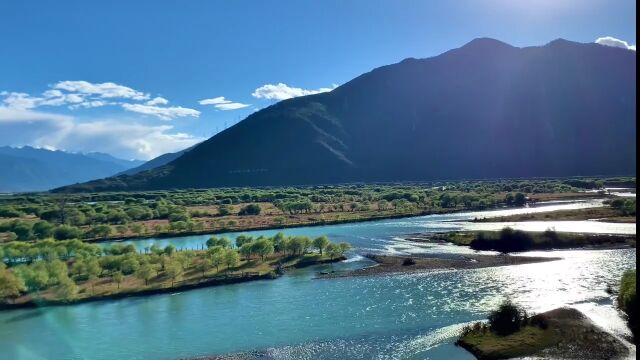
(0, 0, 636, 160)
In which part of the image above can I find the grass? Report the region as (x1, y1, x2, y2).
(459, 325, 556, 359)
(458, 308, 629, 359)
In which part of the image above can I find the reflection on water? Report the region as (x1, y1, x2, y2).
(0, 199, 635, 360)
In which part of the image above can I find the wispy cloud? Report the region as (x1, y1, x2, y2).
(53, 80, 150, 100)
(252, 83, 337, 101)
(121, 103, 200, 120)
(1, 81, 200, 120)
(199, 96, 250, 110)
(595, 36, 636, 51)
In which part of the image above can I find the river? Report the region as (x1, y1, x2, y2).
(0, 199, 636, 359)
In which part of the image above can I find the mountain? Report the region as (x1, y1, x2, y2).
(0, 146, 143, 192)
(117, 145, 196, 176)
(57, 38, 636, 192)
(85, 152, 144, 169)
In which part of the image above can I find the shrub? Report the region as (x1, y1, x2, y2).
(488, 300, 526, 336)
(402, 258, 416, 266)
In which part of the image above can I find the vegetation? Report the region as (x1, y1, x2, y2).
(435, 228, 636, 253)
(618, 270, 636, 342)
(1, 178, 628, 243)
(0, 233, 350, 306)
(457, 304, 628, 359)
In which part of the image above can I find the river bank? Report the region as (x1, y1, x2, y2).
(472, 206, 636, 223)
(407, 231, 636, 252)
(0, 254, 346, 311)
(62, 192, 612, 244)
(318, 253, 558, 279)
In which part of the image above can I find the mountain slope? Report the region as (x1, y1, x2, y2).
(58, 38, 636, 192)
(0, 146, 142, 192)
(117, 145, 196, 176)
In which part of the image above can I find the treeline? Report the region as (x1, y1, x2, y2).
(0, 233, 350, 303)
(469, 228, 634, 253)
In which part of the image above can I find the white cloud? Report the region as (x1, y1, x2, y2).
(146, 97, 169, 106)
(199, 96, 250, 110)
(1, 92, 41, 110)
(53, 80, 150, 100)
(0, 106, 202, 159)
(251, 83, 337, 101)
(122, 103, 200, 120)
(595, 36, 636, 51)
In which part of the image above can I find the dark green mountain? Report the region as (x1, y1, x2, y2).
(58, 38, 636, 192)
(0, 146, 142, 192)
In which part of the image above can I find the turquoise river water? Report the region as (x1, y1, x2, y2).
(0, 199, 636, 359)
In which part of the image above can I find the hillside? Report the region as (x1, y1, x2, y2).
(57, 38, 636, 192)
(0, 146, 142, 192)
(117, 145, 195, 176)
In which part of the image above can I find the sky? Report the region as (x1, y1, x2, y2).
(0, 0, 636, 160)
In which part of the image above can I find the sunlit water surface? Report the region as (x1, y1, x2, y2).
(0, 199, 635, 359)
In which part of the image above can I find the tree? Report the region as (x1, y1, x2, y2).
(252, 239, 274, 261)
(0, 269, 25, 302)
(313, 236, 330, 255)
(135, 263, 155, 285)
(120, 257, 140, 275)
(165, 261, 183, 286)
(211, 252, 224, 271)
(207, 236, 231, 249)
(53, 225, 81, 240)
(239, 242, 254, 260)
(13, 222, 33, 241)
(55, 276, 78, 301)
(196, 259, 212, 278)
(223, 249, 239, 269)
(112, 271, 124, 289)
(338, 242, 351, 256)
(164, 244, 176, 256)
(86, 258, 101, 294)
(326, 243, 340, 259)
(32, 221, 55, 239)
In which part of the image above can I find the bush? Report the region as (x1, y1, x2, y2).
(488, 300, 526, 336)
(402, 258, 416, 266)
(238, 204, 261, 216)
(470, 228, 534, 253)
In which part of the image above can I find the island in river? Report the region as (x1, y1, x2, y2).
(0, 234, 350, 310)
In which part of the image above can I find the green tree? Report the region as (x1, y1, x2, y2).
(135, 263, 155, 285)
(165, 261, 183, 286)
(112, 271, 124, 289)
(252, 239, 274, 261)
(55, 276, 78, 301)
(0, 269, 25, 302)
(223, 249, 239, 269)
(32, 221, 55, 239)
(313, 236, 330, 255)
(196, 259, 212, 278)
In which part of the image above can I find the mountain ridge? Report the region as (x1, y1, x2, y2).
(55, 38, 636, 192)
